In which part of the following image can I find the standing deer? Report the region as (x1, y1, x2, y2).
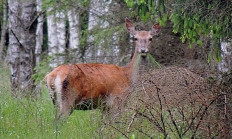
(44, 18, 161, 119)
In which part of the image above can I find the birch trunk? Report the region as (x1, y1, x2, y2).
(8, 0, 37, 93)
(47, 8, 58, 68)
(35, 0, 43, 65)
(0, 1, 7, 60)
(47, 9, 66, 68)
(67, 8, 80, 63)
(55, 11, 66, 65)
(217, 41, 232, 138)
(218, 41, 232, 73)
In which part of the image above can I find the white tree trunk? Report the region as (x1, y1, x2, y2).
(67, 8, 80, 62)
(217, 41, 232, 139)
(8, 1, 20, 91)
(47, 8, 66, 68)
(55, 11, 66, 65)
(218, 41, 232, 73)
(0, 1, 7, 60)
(8, 0, 37, 93)
(35, 0, 43, 65)
(47, 8, 58, 68)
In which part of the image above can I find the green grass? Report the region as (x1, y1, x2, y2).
(0, 64, 102, 139)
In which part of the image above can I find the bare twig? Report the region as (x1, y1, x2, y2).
(156, 87, 168, 138)
(163, 94, 182, 138)
(26, 11, 46, 31)
(191, 98, 217, 139)
(10, 29, 24, 50)
(136, 110, 165, 134)
(127, 112, 137, 132)
(103, 121, 129, 139)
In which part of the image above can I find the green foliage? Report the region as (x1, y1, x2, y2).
(42, 0, 88, 13)
(124, 0, 160, 22)
(32, 56, 52, 84)
(169, 0, 232, 61)
(157, 13, 167, 26)
(169, 12, 203, 48)
(147, 53, 161, 68)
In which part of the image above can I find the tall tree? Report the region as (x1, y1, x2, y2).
(47, 7, 59, 68)
(35, 0, 43, 66)
(8, 0, 37, 93)
(47, 8, 66, 68)
(56, 11, 66, 65)
(47, 7, 66, 68)
(218, 41, 232, 138)
(0, 0, 7, 60)
(218, 42, 232, 73)
(67, 8, 80, 62)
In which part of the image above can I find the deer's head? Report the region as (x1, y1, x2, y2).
(125, 18, 161, 56)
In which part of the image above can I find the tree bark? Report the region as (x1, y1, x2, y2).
(47, 8, 66, 68)
(0, 1, 7, 60)
(35, 0, 43, 66)
(67, 8, 80, 63)
(218, 41, 232, 138)
(55, 10, 66, 65)
(47, 8, 58, 68)
(218, 42, 232, 73)
(8, 0, 37, 94)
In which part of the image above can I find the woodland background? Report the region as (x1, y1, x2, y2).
(0, 0, 232, 138)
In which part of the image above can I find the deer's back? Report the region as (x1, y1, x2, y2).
(45, 63, 130, 101)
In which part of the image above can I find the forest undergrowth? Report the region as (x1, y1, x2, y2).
(0, 61, 231, 139)
(101, 67, 231, 139)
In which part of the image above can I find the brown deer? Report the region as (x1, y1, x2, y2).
(44, 18, 161, 119)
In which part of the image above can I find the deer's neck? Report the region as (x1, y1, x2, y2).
(123, 50, 142, 83)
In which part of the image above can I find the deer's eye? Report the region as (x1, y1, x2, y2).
(134, 38, 138, 41)
(149, 38, 152, 41)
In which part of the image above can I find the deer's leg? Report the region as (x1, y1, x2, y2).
(58, 92, 79, 119)
(45, 75, 57, 106)
(53, 75, 71, 119)
(58, 101, 73, 120)
(105, 94, 123, 115)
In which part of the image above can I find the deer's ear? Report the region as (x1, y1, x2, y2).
(125, 18, 136, 35)
(151, 23, 161, 36)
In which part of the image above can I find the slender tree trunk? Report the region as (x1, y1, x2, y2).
(67, 8, 80, 63)
(218, 41, 232, 138)
(8, 0, 37, 94)
(0, 1, 7, 60)
(47, 8, 59, 68)
(218, 42, 232, 73)
(55, 11, 66, 65)
(35, 0, 43, 66)
(47, 8, 66, 68)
